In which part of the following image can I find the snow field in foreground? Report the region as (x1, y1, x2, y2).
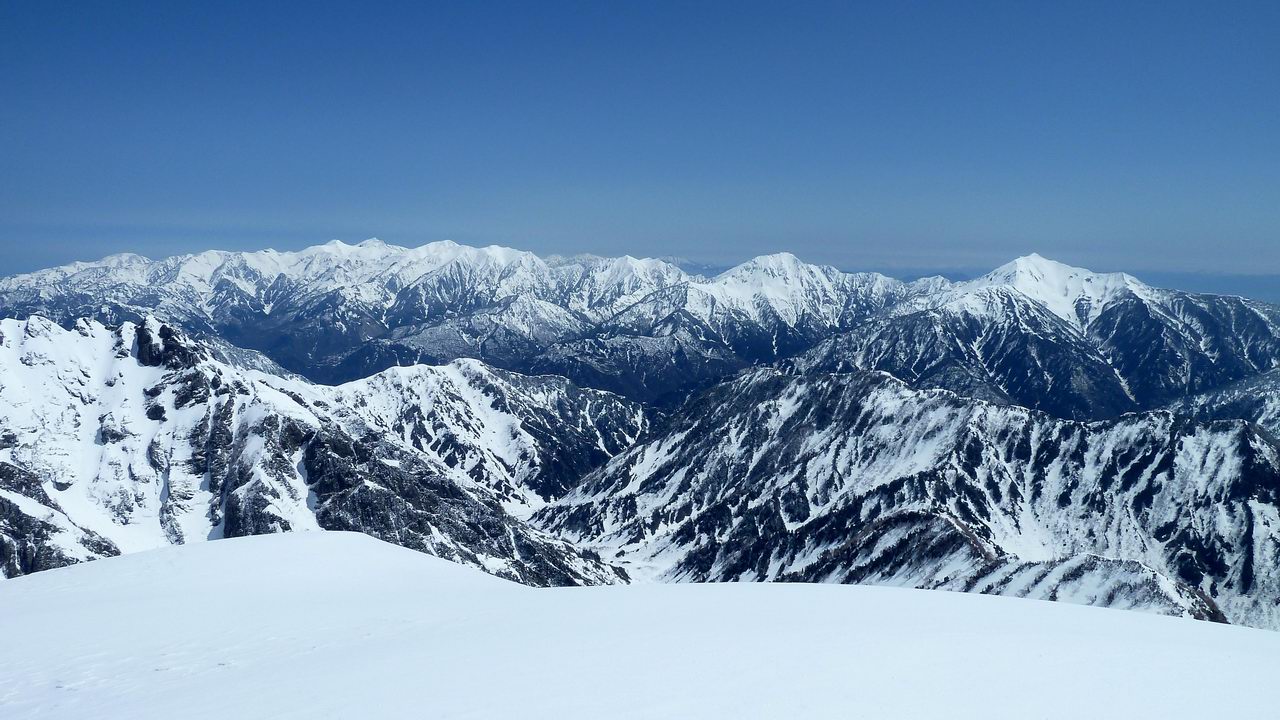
(2, 531, 1278, 720)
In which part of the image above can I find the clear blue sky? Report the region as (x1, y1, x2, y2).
(2, 1, 1278, 276)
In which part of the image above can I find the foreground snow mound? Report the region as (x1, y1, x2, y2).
(2, 532, 1278, 720)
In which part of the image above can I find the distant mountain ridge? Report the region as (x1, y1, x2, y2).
(0, 241, 933, 402)
(5, 240, 1278, 413)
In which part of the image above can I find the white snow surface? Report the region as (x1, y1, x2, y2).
(2, 531, 1277, 720)
(956, 253, 1144, 328)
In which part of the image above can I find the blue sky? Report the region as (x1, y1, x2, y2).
(2, 1, 1278, 277)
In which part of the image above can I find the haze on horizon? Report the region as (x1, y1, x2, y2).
(2, 2, 1277, 281)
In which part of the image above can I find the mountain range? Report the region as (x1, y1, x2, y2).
(3, 239, 1280, 630)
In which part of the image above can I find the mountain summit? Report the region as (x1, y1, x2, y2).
(967, 253, 1147, 327)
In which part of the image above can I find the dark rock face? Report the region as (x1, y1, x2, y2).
(794, 286, 1280, 421)
(217, 292, 390, 380)
(135, 322, 204, 370)
(0, 463, 120, 577)
(301, 429, 624, 586)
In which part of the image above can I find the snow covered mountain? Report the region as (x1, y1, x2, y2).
(791, 289, 1140, 419)
(5, 532, 1279, 720)
(0, 316, 642, 585)
(0, 240, 927, 403)
(536, 367, 1280, 629)
(964, 254, 1280, 408)
(4, 242, 1277, 414)
(5, 241, 1280, 629)
(797, 253, 1280, 418)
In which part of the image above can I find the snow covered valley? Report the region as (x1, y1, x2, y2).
(2, 531, 1278, 720)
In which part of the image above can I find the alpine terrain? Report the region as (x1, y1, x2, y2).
(3, 240, 1280, 631)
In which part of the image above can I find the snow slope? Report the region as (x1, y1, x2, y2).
(2, 531, 1277, 720)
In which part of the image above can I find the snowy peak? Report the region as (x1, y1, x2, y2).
(977, 253, 1143, 292)
(693, 252, 902, 329)
(561, 255, 690, 317)
(966, 253, 1146, 328)
(713, 251, 809, 279)
(710, 252, 856, 300)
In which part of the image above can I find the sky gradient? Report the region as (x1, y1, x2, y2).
(2, 1, 1278, 278)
